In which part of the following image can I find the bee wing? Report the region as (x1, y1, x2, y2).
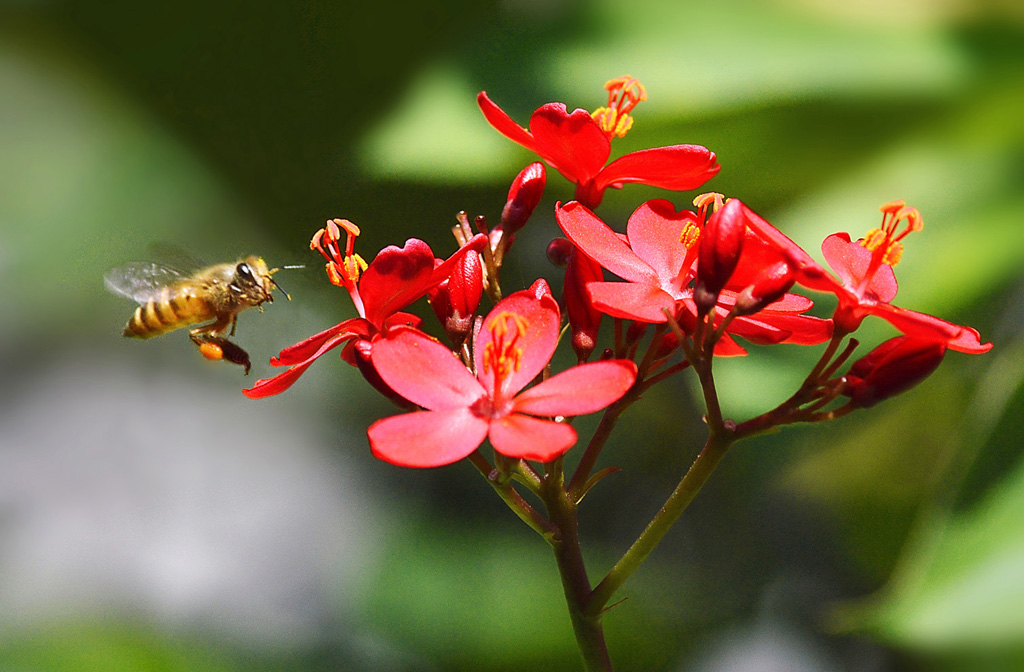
(104, 262, 188, 304)
(147, 242, 208, 274)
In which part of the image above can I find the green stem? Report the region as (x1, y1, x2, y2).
(567, 394, 631, 500)
(543, 467, 613, 671)
(588, 432, 733, 614)
(468, 451, 556, 540)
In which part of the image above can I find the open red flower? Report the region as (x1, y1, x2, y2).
(556, 199, 832, 355)
(738, 201, 990, 354)
(818, 202, 990, 353)
(479, 76, 719, 209)
(244, 219, 487, 398)
(366, 280, 638, 467)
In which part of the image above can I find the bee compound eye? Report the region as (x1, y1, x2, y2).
(236, 263, 254, 280)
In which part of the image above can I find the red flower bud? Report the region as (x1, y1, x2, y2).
(654, 329, 680, 358)
(546, 237, 574, 268)
(843, 336, 947, 408)
(428, 251, 483, 344)
(500, 162, 546, 236)
(734, 261, 796, 315)
(695, 198, 746, 315)
(565, 248, 604, 362)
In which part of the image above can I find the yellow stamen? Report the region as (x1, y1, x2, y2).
(312, 218, 365, 288)
(482, 312, 528, 382)
(679, 221, 701, 250)
(693, 192, 725, 226)
(859, 202, 924, 267)
(591, 76, 647, 140)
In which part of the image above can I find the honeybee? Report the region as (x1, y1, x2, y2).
(104, 255, 291, 374)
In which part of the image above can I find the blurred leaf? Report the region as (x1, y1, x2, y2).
(834, 451, 1024, 652)
(357, 62, 518, 182)
(830, 341, 1024, 652)
(778, 374, 971, 580)
(0, 621, 239, 672)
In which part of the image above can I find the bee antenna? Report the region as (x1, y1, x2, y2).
(270, 277, 292, 301)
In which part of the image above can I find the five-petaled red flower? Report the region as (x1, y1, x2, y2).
(741, 201, 991, 354)
(366, 280, 638, 467)
(556, 198, 832, 355)
(244, 219, 486, 398)
(479, 76, 720, 209)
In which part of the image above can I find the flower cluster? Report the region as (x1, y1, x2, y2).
(244, 77, 991, 667)
(248, 75, 989, 468)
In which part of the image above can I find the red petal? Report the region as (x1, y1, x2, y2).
(474, 289, 561, 399)
(556, 201, 659, 284)
(528, 103, 610, 185)
(730, 313, 833, 345)
(371, 326, 485, 410)
(947, 326, 992, 354)
(711, 332, 748, 356)
(489, 414, 578, 462)
(595, 145, 719, 191)
(243, 332, 352, 398)
(588, 281, 676, 323)
(513, 360, 636, 416)
(726, 231, 789, 289)
(368, 408, 489, 468)
(359, 239, 437, 326)
(270, 318, 367, 366)
(821, 233, 898, 303)
(760, 293, 814, 313)
(868, 303, 991, 353)
(477, 91, 537, 149)
(360, 235, 487, 328)
(626, 199, 698, 284)
(738, 201, 840, 295)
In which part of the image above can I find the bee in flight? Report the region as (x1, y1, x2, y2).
(104, 255, 291, 374)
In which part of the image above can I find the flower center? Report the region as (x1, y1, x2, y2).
(311, 218, 368, 291)
(860, 200, 923, 269)
(591, 76, 647, 140)
(482, 311, 528, 396)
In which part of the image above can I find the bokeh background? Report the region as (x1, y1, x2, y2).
(2, 0, 1023, 670)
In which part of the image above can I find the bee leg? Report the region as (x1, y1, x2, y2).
(189, 318, 251, 374)
(189, 332, 252, 375)
(229, 315, 238, 337)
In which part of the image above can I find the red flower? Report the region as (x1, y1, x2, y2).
(731, 200, 991, 354)
(819, 202, 991, 353)
(244, 219, 486, 398)
(366, 280, 638, 467)
(478, 76, 719, 209)
(556, 199, 832, 355)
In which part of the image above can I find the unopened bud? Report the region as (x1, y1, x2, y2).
(843, 336, 947, 408)
(500, 162, 546, 236)
(429, 252, 483, 344)
(625, 321, 647, 347)
(565, 248, 604, 362)
(546, 237, 574, 268)
(695, 198, 746, 315)
(654, 330, 680, 358)
(734, 261, 796, 315)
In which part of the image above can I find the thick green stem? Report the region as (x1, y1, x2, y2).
(588, 432, 733, 614)
(543, 468, 613, 672)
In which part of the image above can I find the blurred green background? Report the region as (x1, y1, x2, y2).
(1, 0, 1022, 670)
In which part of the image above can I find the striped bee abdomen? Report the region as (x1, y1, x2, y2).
(123, 287, 215, 338)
